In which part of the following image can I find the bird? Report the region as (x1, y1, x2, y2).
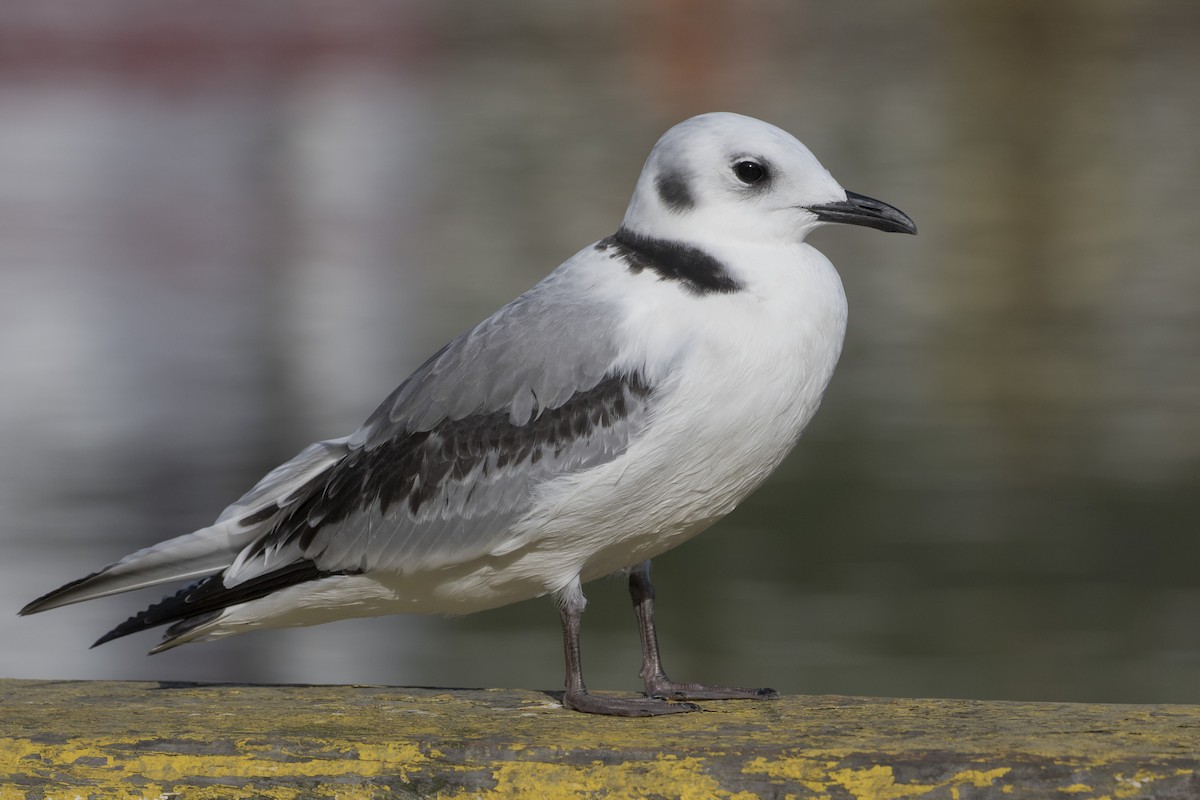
(20, 112, 916, 716)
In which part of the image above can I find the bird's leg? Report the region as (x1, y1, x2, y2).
(557, 577, 699, 716)
(630, 560, 779, 702)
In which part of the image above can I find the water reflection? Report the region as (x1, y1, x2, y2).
(2, 1, 1198, 704)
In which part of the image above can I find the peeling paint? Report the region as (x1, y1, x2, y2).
(2, 680, 1199, 798)
(742, 758, 1011, 799)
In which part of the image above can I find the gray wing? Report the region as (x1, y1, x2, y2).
(226, 258, 656, 584)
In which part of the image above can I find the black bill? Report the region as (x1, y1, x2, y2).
(807, 190, 917, 235)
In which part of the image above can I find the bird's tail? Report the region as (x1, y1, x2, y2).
(89, 560, 337, 650)
(19, 436, 351, 616)
(19, 521, 256, 616)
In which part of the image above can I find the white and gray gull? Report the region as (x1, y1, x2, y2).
(21, 112, 916, 716)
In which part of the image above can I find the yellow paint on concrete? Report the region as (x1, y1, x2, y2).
(743, 757, 1010, 800)
(459, 755, 759, 800)
(741, 754, 836, 787)
(1, 736, 427, 779)
(829, 764, 932, 799)
(4, 680, 1200, 798)
(1110, 767, 1195, 799)
(1, 726, 435, 800)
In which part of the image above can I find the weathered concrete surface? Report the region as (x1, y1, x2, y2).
(1, 679, 1197, 799)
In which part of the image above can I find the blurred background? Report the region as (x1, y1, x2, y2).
(2, 1, 1199, 705)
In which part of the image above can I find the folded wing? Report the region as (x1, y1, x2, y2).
(22, 251, 661, 647)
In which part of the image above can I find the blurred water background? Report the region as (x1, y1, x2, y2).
(2, 1, 1199, 705)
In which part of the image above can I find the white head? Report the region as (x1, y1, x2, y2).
(621, 112, 916, 245)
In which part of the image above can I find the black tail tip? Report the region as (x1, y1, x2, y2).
(19, 568, 111, 617)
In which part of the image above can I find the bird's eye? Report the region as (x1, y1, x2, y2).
(734, 160, 766, 184)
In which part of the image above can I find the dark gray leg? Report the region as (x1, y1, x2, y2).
(558, 578, 699, 716)
(630, 560, 779, 702)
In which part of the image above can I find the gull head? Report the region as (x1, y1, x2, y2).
(621, 112, 916, 245)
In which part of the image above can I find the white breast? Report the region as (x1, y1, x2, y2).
(524, 240, 848, 583)
(371, 241, 848, 613)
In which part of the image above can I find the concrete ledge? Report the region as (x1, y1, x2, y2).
(1, 678, 1198, 799)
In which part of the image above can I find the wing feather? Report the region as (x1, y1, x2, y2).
(226, 252, 656, 585)
(229, 370, 654, 583)
(30, 246, 660, 641)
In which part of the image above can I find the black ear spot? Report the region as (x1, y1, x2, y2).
(655, 170, 695, 212)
